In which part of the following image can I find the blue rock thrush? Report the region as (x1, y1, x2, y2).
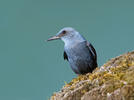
(47, 27, 98, 74)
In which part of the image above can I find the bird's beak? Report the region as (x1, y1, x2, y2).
(47, 36, 60, 41)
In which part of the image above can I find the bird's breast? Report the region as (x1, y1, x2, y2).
(64, 41, 97, 74)
(65, 41, 92, 62)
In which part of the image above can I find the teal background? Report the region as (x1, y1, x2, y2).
(0, 0, 134, 100)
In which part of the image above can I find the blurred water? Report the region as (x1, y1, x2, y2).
(0, 0, 134, 100)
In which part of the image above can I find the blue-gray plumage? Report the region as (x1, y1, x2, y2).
(47, 27, 97, 74)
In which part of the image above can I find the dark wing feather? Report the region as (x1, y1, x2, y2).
(63, 51, 68, 61)
(86, 41, 97, 61)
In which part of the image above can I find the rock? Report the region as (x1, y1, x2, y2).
(50, 51, 134, 100)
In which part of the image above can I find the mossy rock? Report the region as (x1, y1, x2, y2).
(50, 51, 134, 100)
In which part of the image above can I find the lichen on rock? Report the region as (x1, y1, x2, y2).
(50, 51, 134, 100)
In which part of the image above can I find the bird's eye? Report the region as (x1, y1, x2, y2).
(62, 30, 66, 34)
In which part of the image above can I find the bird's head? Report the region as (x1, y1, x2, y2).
(47, 27, 85, 45)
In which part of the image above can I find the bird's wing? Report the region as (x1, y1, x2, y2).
(86, 41, 97, 61)
(63, 51, 68, 61)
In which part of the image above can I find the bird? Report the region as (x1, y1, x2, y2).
(47, 27, 98, 74)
